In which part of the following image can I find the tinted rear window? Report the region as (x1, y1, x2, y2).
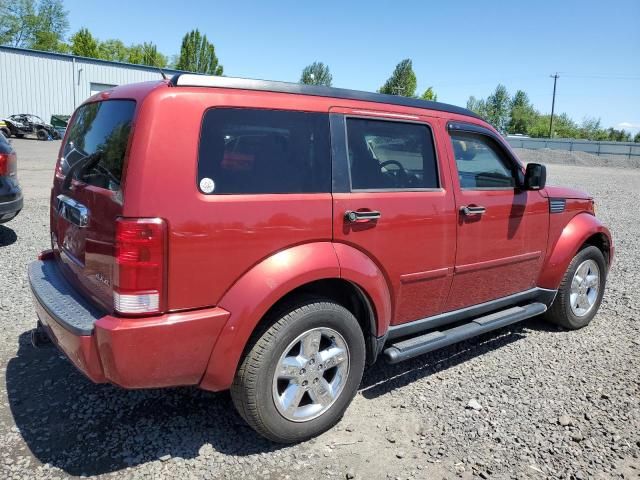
(198, 108, 330, 194)
(62, 100, 136, 191)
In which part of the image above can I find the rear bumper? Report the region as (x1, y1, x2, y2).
(0, 193, 22, 221)
(28, 258, 230, 388)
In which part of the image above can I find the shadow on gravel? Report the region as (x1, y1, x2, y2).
(6, 317, 560, 476)
(360, 316, 562, 399)
(361, 329, 525, 399)
(0, 224, 17, 247)
(6, 333, 282, 476)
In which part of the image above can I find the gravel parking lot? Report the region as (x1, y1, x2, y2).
(1, 139, 638, 480)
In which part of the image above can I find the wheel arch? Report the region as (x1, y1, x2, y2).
(538, 213, 613, 289)
(199, 242, 389, 391)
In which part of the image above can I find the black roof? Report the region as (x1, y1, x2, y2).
(169, 73, 480, 119)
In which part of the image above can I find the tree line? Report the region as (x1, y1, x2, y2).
(301, 60, 639, 143)
(466, 85, 639, 142)
(2, 1, 636, 142)
(0, 0, 222, 74)
(300, 58, 438, 101)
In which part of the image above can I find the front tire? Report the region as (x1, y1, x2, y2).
(231, 298, 365, 443)
(544, 245, 607, 329)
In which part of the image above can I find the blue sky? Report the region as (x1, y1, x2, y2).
(65, 0, 640, 133)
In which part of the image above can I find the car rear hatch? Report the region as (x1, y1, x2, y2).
(51, 99, 136, 313)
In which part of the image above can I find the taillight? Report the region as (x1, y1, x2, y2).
(114, 218, 166, 315)
(0, 152, 17, 177)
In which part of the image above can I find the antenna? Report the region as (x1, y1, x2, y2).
(159, 68, 167, 80)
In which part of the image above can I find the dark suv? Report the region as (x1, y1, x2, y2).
(0, 134, 22, 223)
(28, 75, 612, 443)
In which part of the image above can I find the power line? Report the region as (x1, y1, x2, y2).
(561, 73, 640, 80)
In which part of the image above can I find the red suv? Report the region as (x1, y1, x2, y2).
(29, 75, 613, 443)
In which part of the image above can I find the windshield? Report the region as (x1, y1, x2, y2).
(62, 100, 136, 191)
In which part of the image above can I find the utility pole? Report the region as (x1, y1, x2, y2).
(549, 73, 559, 138)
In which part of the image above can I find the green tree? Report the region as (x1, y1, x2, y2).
(379, 59, 417, 97)
(508, 90, 536, 135)
(97, 39, 129, 62)
(634, 132, 640, 143)
(175, 29, 223, 75)
(421, 87, 437, 101)
(300, 61, 332, 86)
(0, 0, 36, 47)
(529, 113, 579, 138)
(466, 96, 487, 118)
(128, 42, 167, 67)
(29, 0, 68, 51)
(578, 117, 604, 140)
(1, 0, 68, 51)
(70, 27, 98, 57)
(485, 84, 511, 133)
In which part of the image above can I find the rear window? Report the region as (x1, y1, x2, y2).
(61, 100, 136, 191)
(198, 108, 330, 194)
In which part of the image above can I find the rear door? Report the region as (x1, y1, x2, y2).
(330, 109, 457, 325)
(444, 122, 549, 310)
(51, 99, 136, 311)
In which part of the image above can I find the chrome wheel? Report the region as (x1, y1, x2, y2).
(570, 259, 600, 317)
(272, 327, 350, 422)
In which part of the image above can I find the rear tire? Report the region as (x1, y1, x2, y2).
(231, 297, 365, 443)
(544, 245, 607, 329)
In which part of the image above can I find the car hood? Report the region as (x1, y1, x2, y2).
(542, 185, 592, 200)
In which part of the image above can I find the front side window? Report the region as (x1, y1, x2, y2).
(198, 108, 330, 194)
(62, 100, 136, 191)
(346, 118, 438, 190)
(450, 133, 516, 189)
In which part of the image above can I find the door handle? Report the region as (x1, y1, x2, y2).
(460, 205, 486, 216)
(56, 194, 89, 227)
(344, 210, 381, 223)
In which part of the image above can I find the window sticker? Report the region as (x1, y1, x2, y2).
(200, 177, 215, 193)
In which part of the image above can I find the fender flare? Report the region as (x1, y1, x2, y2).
(333, 242, 393, 337)
(199, 241, 393, 391)
(537, 213, 612, 289)
(200, 242, 340, 391)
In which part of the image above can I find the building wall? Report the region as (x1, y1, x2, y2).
(0, 46, 182, 122)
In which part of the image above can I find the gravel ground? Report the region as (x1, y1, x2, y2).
(513, 148, 640, 169)
(1, 139, 638, 480)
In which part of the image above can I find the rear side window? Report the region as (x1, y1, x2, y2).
(198, 108, 330, 194)
(62, 100, 136, 191)
(346, 118, 439, 190)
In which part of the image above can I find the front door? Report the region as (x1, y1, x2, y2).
(330, 110, 457, 325)
(444, 123, 549, 311)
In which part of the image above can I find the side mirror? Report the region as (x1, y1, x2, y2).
(524, 163, 546, 190)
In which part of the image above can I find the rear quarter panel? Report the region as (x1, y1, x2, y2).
(122, 88, 337, 311)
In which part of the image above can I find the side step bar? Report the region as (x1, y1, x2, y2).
(383, 303, 546, 364)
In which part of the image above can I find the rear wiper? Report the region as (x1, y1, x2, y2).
(62, 151, 102, 191)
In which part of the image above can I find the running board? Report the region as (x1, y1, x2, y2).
(383, 302, 547, 364)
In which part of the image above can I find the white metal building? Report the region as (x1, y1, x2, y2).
(0, 46, 183, 122)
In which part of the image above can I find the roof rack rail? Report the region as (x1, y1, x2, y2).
(169, 73, 480, 119)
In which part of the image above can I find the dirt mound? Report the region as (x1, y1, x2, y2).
(514, 147, 640, 169)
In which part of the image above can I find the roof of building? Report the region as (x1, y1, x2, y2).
(1, 46, 479, 119)
(170, 73, 480, 119)
(0, 45, 185, 75)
